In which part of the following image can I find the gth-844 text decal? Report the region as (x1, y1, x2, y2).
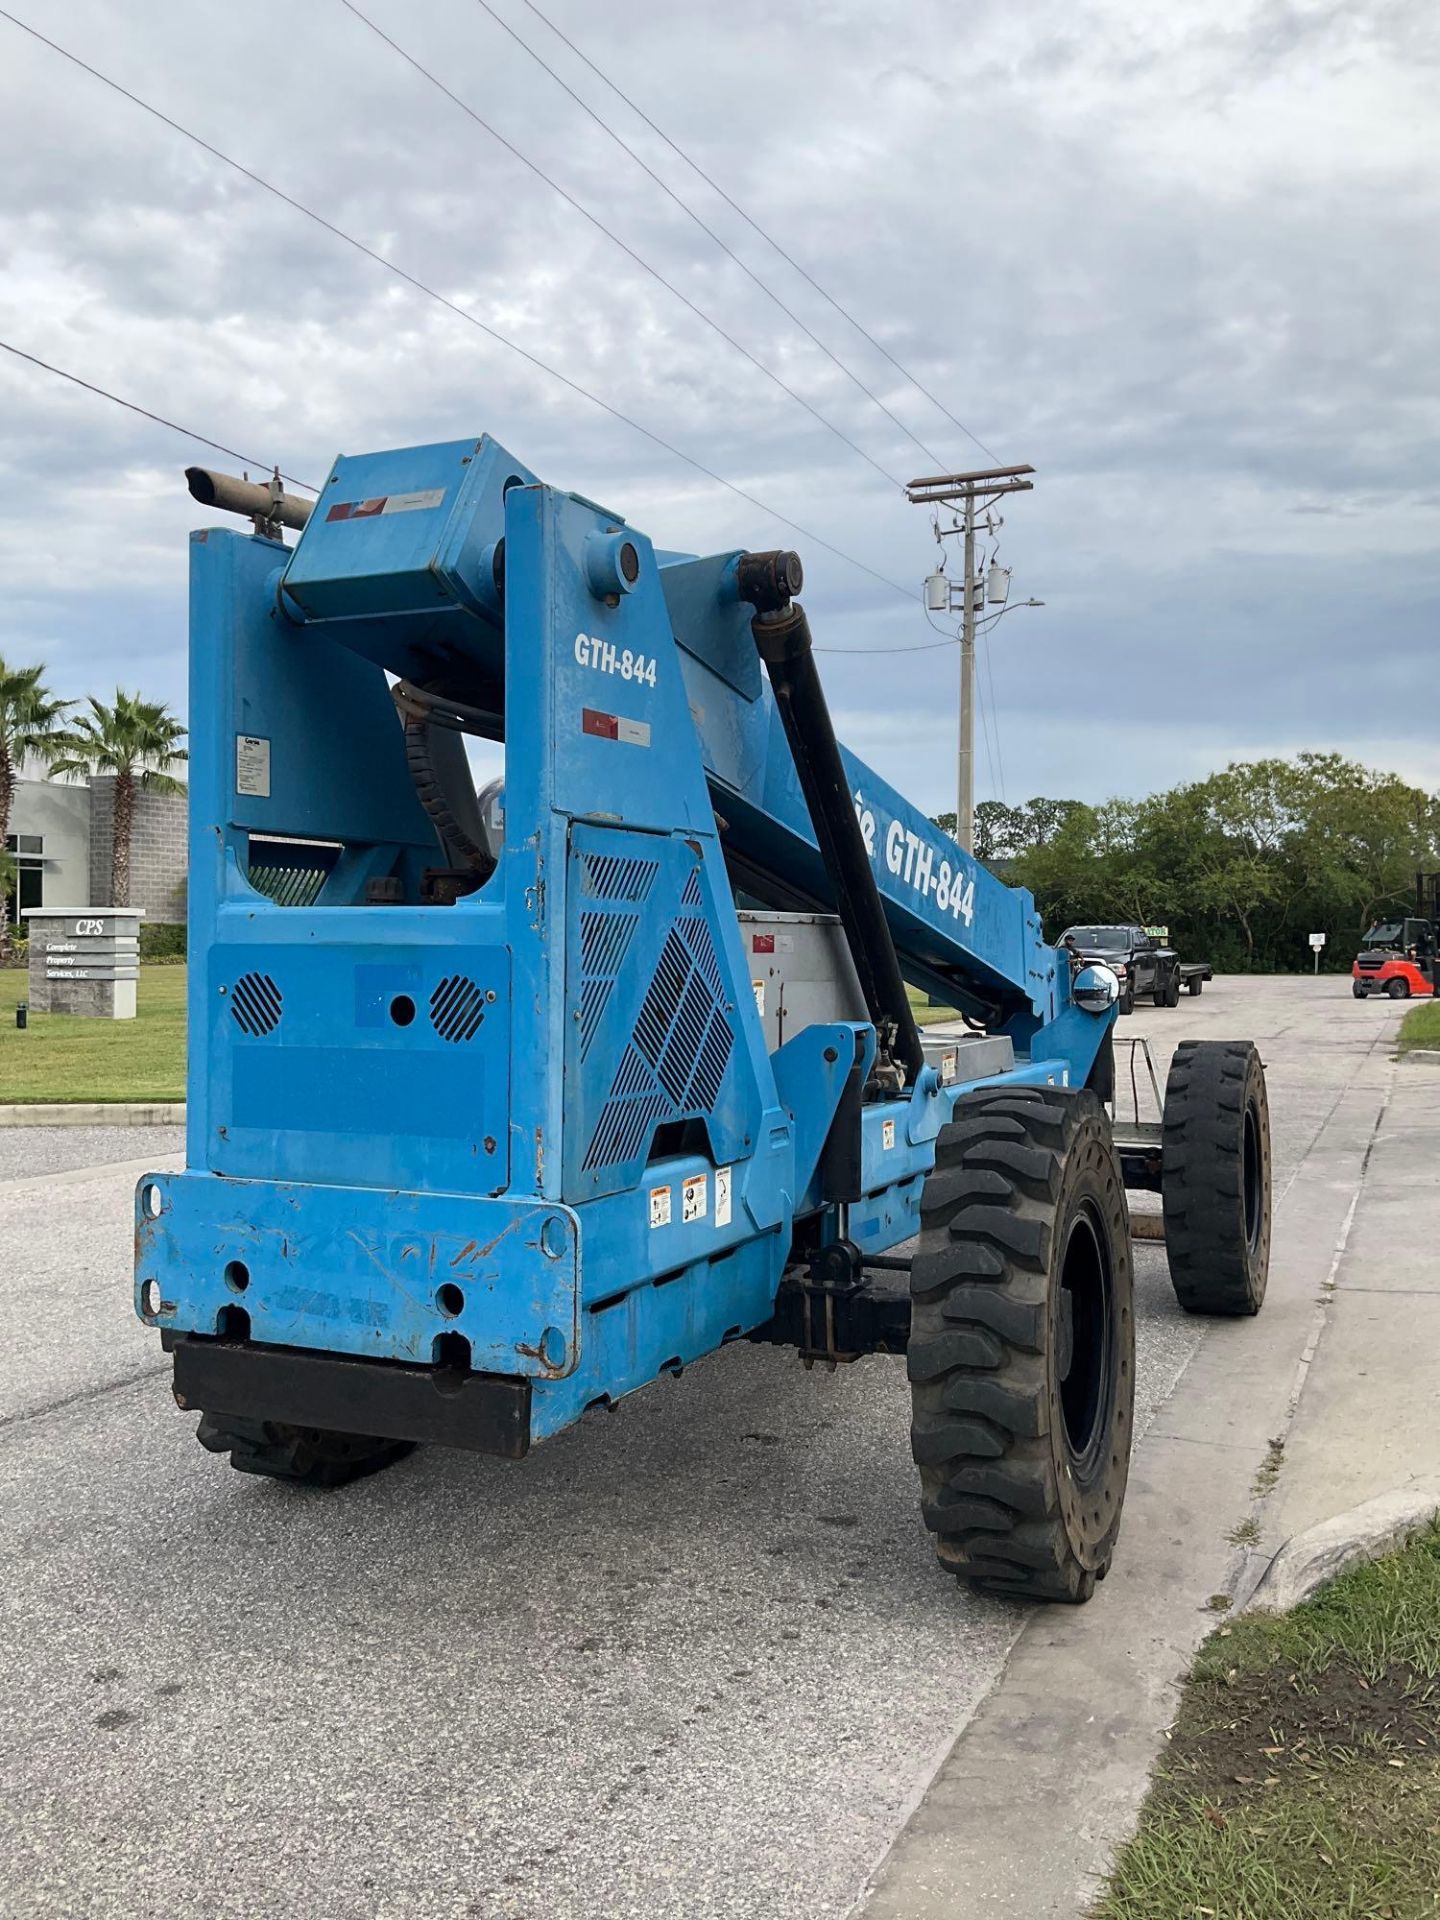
(853, 793, 975, 927)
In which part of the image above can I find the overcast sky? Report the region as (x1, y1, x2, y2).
(1, 0, 1436, 815)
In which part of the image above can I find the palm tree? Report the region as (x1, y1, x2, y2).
(0, 658, 76, 960)
(54, 691, 188, 907)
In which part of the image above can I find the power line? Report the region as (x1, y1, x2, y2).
(977, 540, 1008, 802)
(469, 0, 952, 475)
(339, 0, 904, 492)
(0, 6, 911, 601)
(814, 593, 960, 654)
(509, 0, 1002, 464)
(979, 627, 1007, 804)
(0, 339, 320, 490)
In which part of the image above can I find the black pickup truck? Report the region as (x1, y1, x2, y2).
(1059, 924, 1211, 1015)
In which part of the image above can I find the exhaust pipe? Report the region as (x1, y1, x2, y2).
(185, 466, 312, 532)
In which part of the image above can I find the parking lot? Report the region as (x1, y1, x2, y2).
(0, 977, 1406, 1919)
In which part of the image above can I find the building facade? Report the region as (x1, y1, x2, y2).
(6, 774, 187, 924)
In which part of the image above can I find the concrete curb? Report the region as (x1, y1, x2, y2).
(1245, 1484, 1440, 1614)
(0, 1102, 185, 1128)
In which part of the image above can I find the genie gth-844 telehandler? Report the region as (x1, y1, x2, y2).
(135, 435, 1272, 1604)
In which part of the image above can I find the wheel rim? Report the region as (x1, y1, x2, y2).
(1243, 1103, 1263, 1254)
(1057, 1203, 1113, 1484)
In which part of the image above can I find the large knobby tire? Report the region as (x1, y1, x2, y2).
(1161, 1041, 1271, 1315)
(908, 1086, 1135, 1604)
(196, 1413, 414, 1487)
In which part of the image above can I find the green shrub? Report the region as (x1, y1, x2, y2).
(140, 922, 187, 961)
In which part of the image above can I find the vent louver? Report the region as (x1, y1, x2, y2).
(580, 852, 658, 903)
(430, 975, 487, 1043)
(230, 972, 282, 1036)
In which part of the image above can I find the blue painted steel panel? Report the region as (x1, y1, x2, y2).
(137, 1172, 579, 1377)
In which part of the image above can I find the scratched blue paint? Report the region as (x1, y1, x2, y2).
(137, 433, 1114, 1447)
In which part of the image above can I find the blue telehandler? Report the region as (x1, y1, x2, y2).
(135, 437, 1271, 1603)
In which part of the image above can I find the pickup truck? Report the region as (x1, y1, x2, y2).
(1060, 924, 1210, 1015)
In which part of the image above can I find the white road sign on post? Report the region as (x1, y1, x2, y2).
(1310, 931, 1326, 975)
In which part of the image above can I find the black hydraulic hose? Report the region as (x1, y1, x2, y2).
(741, 555, 926, 1087)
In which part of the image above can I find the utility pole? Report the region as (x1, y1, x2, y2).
(908, 463, 1035, 854)
(959, 490, 977, 855)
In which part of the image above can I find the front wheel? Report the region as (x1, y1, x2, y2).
(1118, 983, 1134, 1015)
(1352, 980, 1366, 999)
(1387, 979, 1410, 1000)
(1162, 1040, 1271, 1315)
(908, 1086, 1134, 1604)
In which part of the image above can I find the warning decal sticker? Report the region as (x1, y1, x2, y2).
(582, 708, 651, 748)
(236, 734, 271, 798)
(325, 487, 446, 522)
(682, 1174, 708, 1223)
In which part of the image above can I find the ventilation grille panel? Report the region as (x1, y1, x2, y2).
(247, 864, 328, 908)
(430, 975, 487, 1044)
(230, 972, 282, 1036)
(581, 853, 658, 903)
(578, 910, 640, 1057)
(582, 916, 734, 1172)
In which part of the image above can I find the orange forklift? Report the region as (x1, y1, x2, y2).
(1352, 873, 1439, 1000)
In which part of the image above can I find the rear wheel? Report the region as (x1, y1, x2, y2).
(1161, 1041, 1270, 1315)
(1387, 978, 1410, 1000)
(1186, 977, 1203, 996)
(196, 1413, 414, 1486)
(908, 1086, 1134, 1604)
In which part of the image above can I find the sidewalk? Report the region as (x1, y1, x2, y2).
(1260, 1059, 1440, 1550)
(857, 1011, 1411, 1919)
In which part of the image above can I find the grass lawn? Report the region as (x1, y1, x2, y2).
(1397, 1000, 1440, 1055)
(907, 984, 965, 1029)
(0, 965, 187, 1103)
(1094, 1521, 1440, 1919)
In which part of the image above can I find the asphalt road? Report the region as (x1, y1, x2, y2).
(0, 978, 1403, 1919)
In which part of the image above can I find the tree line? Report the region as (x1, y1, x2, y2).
(1, 656, 187, 961)
(935, 754, 1440, 972)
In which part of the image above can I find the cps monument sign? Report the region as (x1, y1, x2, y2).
(22, 908, 144, 1019)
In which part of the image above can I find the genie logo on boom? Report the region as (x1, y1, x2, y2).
(574, 631, 658, 688)
(853, 791, 976, 927)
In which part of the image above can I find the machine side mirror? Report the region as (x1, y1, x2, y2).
(1072, 964, 1120, 1014)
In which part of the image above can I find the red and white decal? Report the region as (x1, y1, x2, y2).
(751, 933, 776, 953)
(325, 487, 446, 522)
(582, 708, 651, 748)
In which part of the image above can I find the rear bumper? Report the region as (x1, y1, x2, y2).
(135, 1170, 580, 1377)
(166, 1331, 531, 1457)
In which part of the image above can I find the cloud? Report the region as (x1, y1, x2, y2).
(0, 0, 1435, 821)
